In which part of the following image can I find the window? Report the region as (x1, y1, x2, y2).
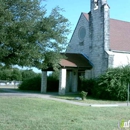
(78, 26, 86, 41)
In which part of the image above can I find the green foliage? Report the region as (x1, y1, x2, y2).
(80, 66, 130, 101)
(47, 75, 59, 92)
(19, 75, 41, 91)
(0, 66, 40, 81)
(21, 69, 40, 81)
(19, 71, 59, 92)
(0, 0, 70, 70)
(42, 52, 63, 71)
(80, 91, 88, 100)
(11, 68, 22, 81)
(95, 67, 129, 101)
(0, 67, 22, 81)
(49, 70, 59, 80)
(0, 69, 12, 81)
(80, 78, 96, 95)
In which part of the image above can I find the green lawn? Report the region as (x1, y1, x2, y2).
(0, 97, 129, 130)
(0, 89, 4, 92)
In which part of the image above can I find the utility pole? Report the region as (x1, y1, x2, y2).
(127, 83, 130, 106)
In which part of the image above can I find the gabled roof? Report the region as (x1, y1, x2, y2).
(83, 13, 130, 52)
(60, 53, 92, 69)
(69, 13, 89, 44)
(110, 19, 130, 52)
(83, 12, 89, 21)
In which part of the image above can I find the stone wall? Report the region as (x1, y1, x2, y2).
(67, 0, 112, 78)
(66, 13, 91, 57)
(87, 0, 110, 78)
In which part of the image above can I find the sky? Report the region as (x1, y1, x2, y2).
(44, 0, 130, 40)
(34, 0, 130, 73)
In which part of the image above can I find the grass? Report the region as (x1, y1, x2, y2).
(0, 97, 129, 130)
(0, 85, 40, 93)
(53, 94, 126, 104)
(0, 89, 4, 92)
(0, 85, 127, 104)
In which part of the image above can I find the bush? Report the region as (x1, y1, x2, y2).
(94, 67, 128, 101)
(19, 74, 59, 92)
(19, 76, 41, 91)
(80, 78, 96, 96)
(47, 76, 59, 92)
(80, 66, 130, 101)
(80, 91, 88, 100)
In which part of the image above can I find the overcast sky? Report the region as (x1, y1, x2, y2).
(45, 0, 130, 40)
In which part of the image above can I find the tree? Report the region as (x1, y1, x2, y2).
(0, 65, 40, 81)
(21, 69, 40, 80)
(11, 68, 22, 81)
(0, 0, 70, 70)
(0, 69, 12, 81)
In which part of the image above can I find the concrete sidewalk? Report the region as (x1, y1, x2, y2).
(0, 90, 129, 107)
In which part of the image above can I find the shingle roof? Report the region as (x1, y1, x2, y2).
(110, 19, 130, 51)
(83, 13, 89, 21)
(60, 53, 92, 69)
(83, 13, 130, 52)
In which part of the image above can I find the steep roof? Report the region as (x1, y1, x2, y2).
(83, 13, 130, 52)
(83, 12, 89, 21)
(110, 19, 130, 52)
(60, 53, 92, 69)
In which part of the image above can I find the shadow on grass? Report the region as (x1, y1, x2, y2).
(0, 86, 40, 94)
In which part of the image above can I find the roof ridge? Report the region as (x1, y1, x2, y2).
(110, 18, 130, 23)
(82, 12, 89, 20)
(83, 12, 130, 23)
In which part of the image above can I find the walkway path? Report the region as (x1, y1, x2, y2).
(0, 87, 129, 107)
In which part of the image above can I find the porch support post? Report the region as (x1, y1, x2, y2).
(72, 69, 78, 92)
(66, 71, 72, 92)
(41, 71, 47, 93)
(59, 68, 66, 95)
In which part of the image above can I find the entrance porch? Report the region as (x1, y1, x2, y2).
(41, 53, 92, 95)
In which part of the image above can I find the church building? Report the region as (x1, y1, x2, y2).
(41, 0, 130, 95)
(67, 0, 130, 78)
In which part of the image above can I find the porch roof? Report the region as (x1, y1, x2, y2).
(60, 53, 92, 69)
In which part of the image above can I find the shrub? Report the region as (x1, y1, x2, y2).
(47, 75, 59, 92)
(80, 78, 96, 96)
(19, 74, 59, 92)
(94, 67, 130, 100)
(19, 76, 41, 91)
(80, 66, 130, 101)
(93, 67, 129, 101)
(80, 91, 88, 100)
